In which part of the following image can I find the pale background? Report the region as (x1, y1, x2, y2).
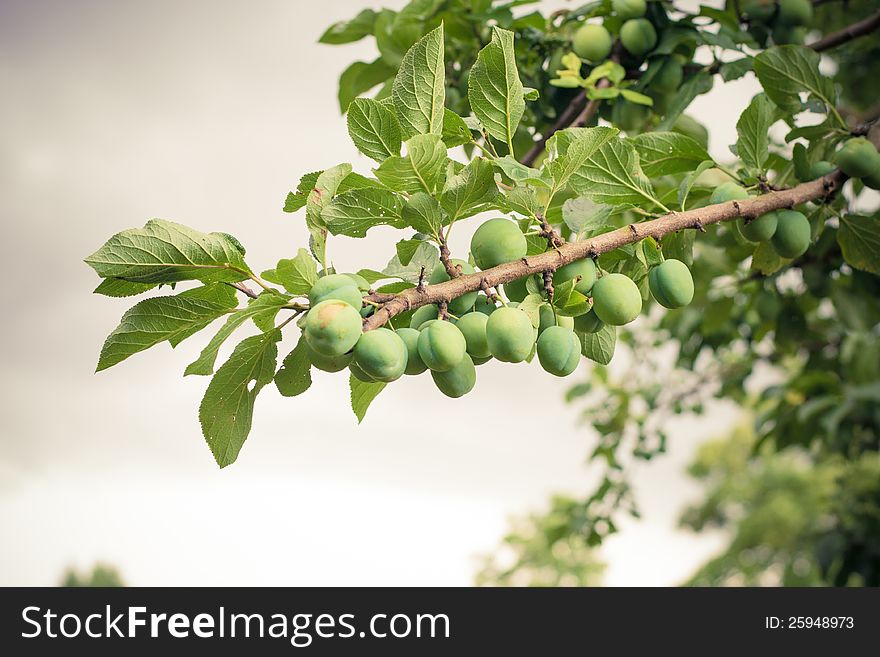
(0, 0, 766, 586)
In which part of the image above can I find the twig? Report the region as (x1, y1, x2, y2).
(542, 270, 555, 301)
(362, 171, 846, 331)
(416, 265, 428, 293)
(537, 212, 565, 248)
(228, 281, 259, 299)
(808, 9, 880, 52)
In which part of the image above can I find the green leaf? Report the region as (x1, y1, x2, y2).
(547, 126, 619, 193)
(619, 89, 653, 106)
(569, 138, 663, 209)
(719, 57, 753, 82)
(93, 278, 158, 298)
(284, 171, 322, 213)
(753, 45, 838, 119)
(347, 98, 402, 162)
(337, 58, 395, 113)
(630, 132, 711, 178)
(838, 214, 880, 275)
(662, 230, 696, 267)
(319, 8, 377, 44)
(85, 219, 251, 284)
(468, 27, 524, 149)
(441, 108, 473, 148)
(275, 336, 312, 397)
(261, 248, 318, 296)
(506, 186, 541, 217)
(396, 238, 423, 266)
(440, 157, 499, 221)
(350, 374, 387, 423)
(97, 285, 238, 371)
(677, 160, 715, 210)
(391, 24, 445, 139)
(655, 72, 714, 131)
(356, 269, 390, 284)
(185, 292, 290, 376)
(374, 133, 447, 194)
(199, 330, 281, 468)
(751, 241, 788, 275)
(562, 197, 613, 236)
(735, 93, 776, 175)
(492, 156, 550, 187)
(306, 164, 352, 264)
(579, 324, 616, 365)
(403, 192, 445, 236)
(383, 241, 439, 283)
(322, 187, 406, 238)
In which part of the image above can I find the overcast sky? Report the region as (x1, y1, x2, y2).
(0, 0, 757, 586)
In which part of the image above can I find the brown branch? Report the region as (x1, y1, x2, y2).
(362, 171, 845, 331)
(521, 89, 588, 167)
(808, 9, 880, 52)
(438, 227, 461, 278)
(228, 281, 259, 299)
(537, 212, 565, 248)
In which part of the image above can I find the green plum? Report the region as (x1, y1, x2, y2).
(591, 273, 642, 326)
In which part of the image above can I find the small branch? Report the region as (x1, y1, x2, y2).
(438, 300, 449, 320)
(542, 270, 555, 301)
(362, 171, 846, 331)
(522, 90, 588, 167)
(416, 265, 428, 293)
(573, 78, 610, 129)
(808, 9, 880, 52)
(438, 228, 461, 278)
(537, 212, 565, 249)
(480, 277, 499, 303)
(228, 281, 259, 299)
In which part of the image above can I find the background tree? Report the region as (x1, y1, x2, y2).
(60, 563, 125, 587)
(86, 0, 880, 585)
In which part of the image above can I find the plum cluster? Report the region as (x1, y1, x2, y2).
(743, 0, 813, 45)
(572, 0, 657, 63)
(301, 217, 696, 398)
(834, 137, 880, 190)
(710, 182, 811, 259)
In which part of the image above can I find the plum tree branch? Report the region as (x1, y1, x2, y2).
(808, 9, 880, 52)
(362, 171, 845, 331)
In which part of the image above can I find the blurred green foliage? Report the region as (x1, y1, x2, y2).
(60, 563, 125, 587)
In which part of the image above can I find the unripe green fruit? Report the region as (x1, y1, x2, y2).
(353, 328, 408, 383)
(471, 355, 492, 366)
(572, 23, 613, 63)
(613, 100, 651, 132)
(410, 304, 439, 329)
(591, 273, 642, 326)
(743, 0, 776, 23)
(456, 312, 491, 359)
(770, 210, 811, 258)
(808, 160, 836, 180)
(648, 259, 694, 309)
(345, 273, 370, 291)
(613, 0, 646, 19)
(778, 0, 812, 26)
(486, 306, 537, 363)
(772, 24, 806, 45)
(503, 275, 538, 302)
(740, 211, 778, 243)
(417, 320, 467, 371)
(755, 292, 781, 321)
(473, 295, 498, 315)
(537, 326, 582, 377)
(349, 360, 374, 383)
(835, 137, 880, 179)
(429, 260, 478, 315)
(538, 305, 574, 335)
(573, 310, 604, 333)
(554, 258, 597, 295)
(431, 353, 476, 398)
(304, 300, 363, 357)
(620, 19, 657, 57)
(863, 170, 880, 190)
(709, 181, 750, 205)
(306, 343, 353, 373)
(396, 327, 427, 375)
(672, 114, 709, 150)
(653, 59, 683, 93)
(309, 274, 363, 309)
(470, 218, 528, 270)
